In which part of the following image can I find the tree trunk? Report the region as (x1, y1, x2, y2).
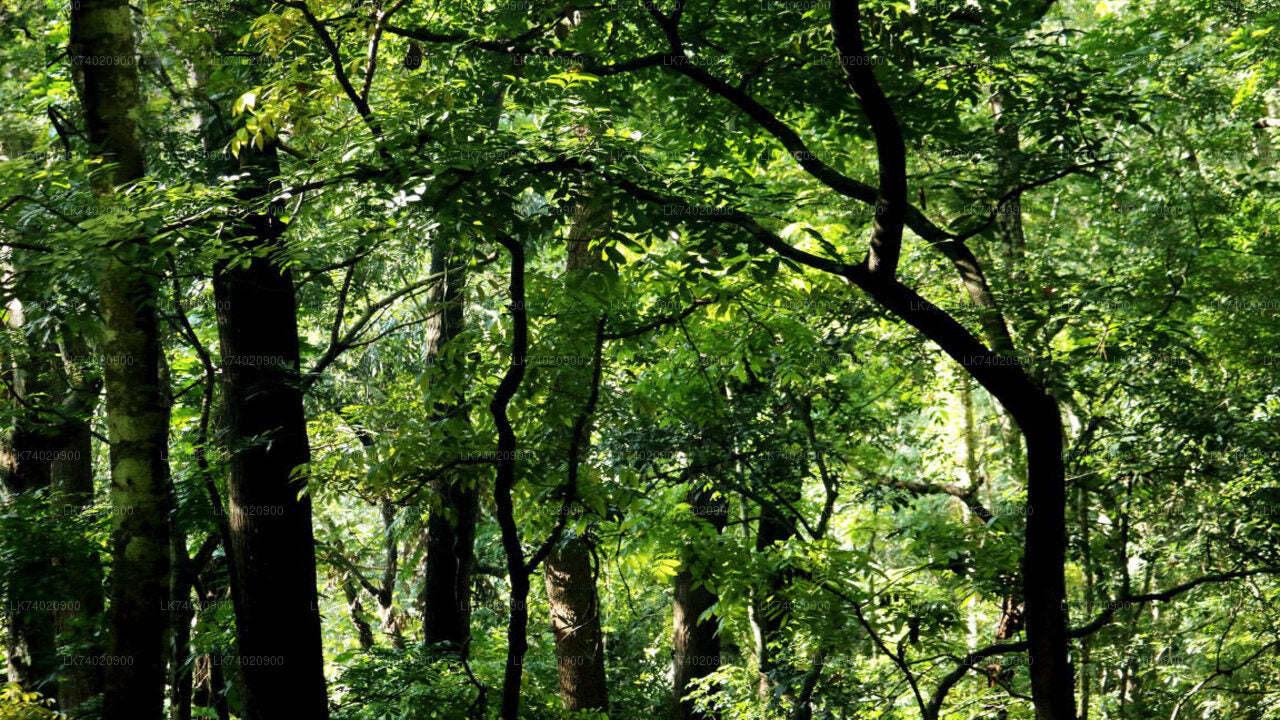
(169, 532, 219, 720)
(193, 572, 234, 720)
(168, 552, 195, 720)
(70, 0, 172, 716)
(541, 195, 610, 713)
(491, 234, 529, 720)
(339, 570, 376, 651)
(780, 9, 1079, 697)
(673, 489, 727, 720)
(51, 418, 105, 716)
(1, 344, 60, 697)
(751, 499, 796, 700)
(421, 241, 476, 654)
(423, 476, 478, 651)
(544, 536, 608, 712)
(419, 37, 505, 651)
(991, 89, 1026, 269)
(182, 14, 327, 717)
(213, 140, 330, 720)
(0, 304, 104, 712)
(1022, 400, 1073, 720)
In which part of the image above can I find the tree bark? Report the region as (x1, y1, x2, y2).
(827, 4, 1075, 715)
(169, 531, 195, 720)
(491, 234, 529, 720)
(673, 488, 727, 720)
(421, 240, 477, 654)
(423, 476, 478, 651)
(192, 572, 234, 720)
(337, 551, 377, 651)
(751, 497, 796, 701)
(538, 195, 610, 713)
(544, 536, 608, 712)
(70, 0, 172, 716)
(183, 14, 328, 717)
(212, 139, 330, 720)
(0, 322, 61, 697)
(1, 246, 103, 710)
(51, 417, 105, 716)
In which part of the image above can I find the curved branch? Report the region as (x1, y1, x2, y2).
(524, 317, 606, 575)
(490, 233, 530, 720)
(830, 0, 907, 277)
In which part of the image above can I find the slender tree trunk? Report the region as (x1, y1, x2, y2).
(169, 535, 193, 720)
(419, 46, 505, 653)
(673, 488, 727, 720)
(491, 234, 529, 720)
(0, 315, 103, 713)
(421, 242, 476, 654)
(0, 274, 102, 705)
(1022, 400, 1072, 720)
(192, 574, 234, 720)
(1, 333, 59, 697)
(51, 416, 105, 716)
(741, 390, 800, 702)
(825, 5, 1075, 711)
(70, 0, 172, 716)
(337, 565, 376, 650)
(423, 476, 478, 651)
(751, 500, 796, 700)
(212, 140, 329, 720)
(789, 647, 828, 720)
(990, 81, 1075, 720)
(168, 534, 220, 720)
(991, 89, 1026, 270)
(1078, 479, 1093, 720)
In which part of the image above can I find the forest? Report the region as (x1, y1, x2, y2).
(0, 0, 1278, 718)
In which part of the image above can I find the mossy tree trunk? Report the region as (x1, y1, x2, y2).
(69, 0, 171, 717)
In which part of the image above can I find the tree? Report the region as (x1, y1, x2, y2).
(541, 195, 610, 713)
(673, 487, 727, 720)
(69, 0, 171, 716)
(2, 0, 1278, 718)
(212, 138, 330, 719)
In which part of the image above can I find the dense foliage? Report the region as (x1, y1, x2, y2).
(1, 0, 1278, 718)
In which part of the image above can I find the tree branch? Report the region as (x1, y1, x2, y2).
(830, 0, 907, 278)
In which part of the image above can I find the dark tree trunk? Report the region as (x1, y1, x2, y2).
(193, 572, 234, 720)
(751, 499, 796, 700)
(0, 290, 102, 704)
(212, 141, 329, 720)
(2, 548, 59, 695)
(331, 534, 377, 651)
(168, 535, 218, 720)
(423, 476, 478, 651)
(673, 489, 728, 720)
(825, 4, 1075, 712)
(1022, 401, 1073, 720)
(490, 235, 529, 720)
(51, 419, 105, 716)
(180, 12, 326, 716)
(1, 418, 60, 697)
(169, 543, 195, 720)
(421, 241, 477, 654)
(69, 0, 171, 716)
